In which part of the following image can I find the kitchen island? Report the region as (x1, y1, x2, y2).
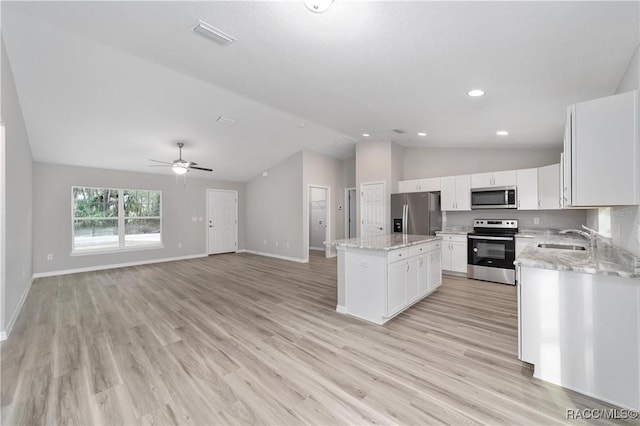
(335, 234, 442, 325)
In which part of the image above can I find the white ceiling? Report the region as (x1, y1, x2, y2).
(2, 1, 638, 181)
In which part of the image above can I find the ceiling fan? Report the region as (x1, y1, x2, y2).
(149, 142, 213, 175)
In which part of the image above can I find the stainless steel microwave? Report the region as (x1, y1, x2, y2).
(471, 186, 517, 209)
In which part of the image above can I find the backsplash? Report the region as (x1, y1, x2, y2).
(444, 209, 590, 230)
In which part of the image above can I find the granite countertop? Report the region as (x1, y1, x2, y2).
(515, 233, 640, 279)
(436, 226, 473, 235)
(334, 234, 440, 251)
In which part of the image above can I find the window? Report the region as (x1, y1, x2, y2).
(72, 187, 162, 253)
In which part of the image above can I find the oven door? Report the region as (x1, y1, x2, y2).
(467, 234, 516, 270)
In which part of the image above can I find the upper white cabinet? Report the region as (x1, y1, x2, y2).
(398, 178, 441, 193)
(563, 90, 639, 207)
(538, 163, 561, 210)
(516, 168, 539, 210)
(471, 170, 517, 188)
(441, 175, 471, 211)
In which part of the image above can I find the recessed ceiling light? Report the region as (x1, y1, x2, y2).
(417, 132, 427, 137)
(298, 123, 305, 128)
(496, 130, 509, 136)
(362, 133, 370, 137)
(193, 21, 236, 46)
(467, 89, 485, 97)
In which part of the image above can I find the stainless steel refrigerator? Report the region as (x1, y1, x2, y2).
(391, 192, 442, 235)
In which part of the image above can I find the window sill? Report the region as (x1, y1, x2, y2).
(70, 244, 165, 257)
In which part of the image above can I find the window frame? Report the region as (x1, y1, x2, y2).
(71, 186, 163, 255)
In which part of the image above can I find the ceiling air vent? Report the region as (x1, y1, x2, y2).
(392, 129, 407, 134)
(217, 116, 236, 125)
(193, 21, 236, 46)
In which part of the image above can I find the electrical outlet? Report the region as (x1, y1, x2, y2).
(178, 242, 182, 249)
(264, 240, 267, 245)
(192, 217, 197, 222)
(47, 253, 53, 261)
(533, 217, 540, 225)
(275, 241, 279, 247)
(198, 217, 203, 221)
(286, 242, 290, 248)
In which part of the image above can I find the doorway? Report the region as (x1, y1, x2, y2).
(308, 185, 330, 258)
(360, 181, 386, 238)
(345, 188, 356, 238)
(206, 189, 238, 255)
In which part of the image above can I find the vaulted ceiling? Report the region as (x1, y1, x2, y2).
(2, 1, 638, 181)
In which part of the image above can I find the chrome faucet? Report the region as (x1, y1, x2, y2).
(559, 225, 598, 251)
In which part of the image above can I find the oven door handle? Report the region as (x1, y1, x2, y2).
(468, 235, 514, 241)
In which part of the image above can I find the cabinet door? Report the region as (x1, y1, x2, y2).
(399, 179, 420, 193)
(563, 108, 572, 207)
(440, 177, 456, 211)
(406, 257, 419, 302)
(471, 173, 493, 188)
(441, 243, 452, 271)
(420, 178, 441, 192)
(572, 91, 638, 206)
(493, 170, 517, 187)
(455, 175, 471, 211)
(516, 168, 539, 210)
(450, 241, 468, 273)
(429, 250, 442, 290)
(387, 261, 407, 317)
(538, 163, 561, 210)
(417, 253, 430, 296)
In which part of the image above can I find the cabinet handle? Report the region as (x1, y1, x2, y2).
(406, 264, 410, 272)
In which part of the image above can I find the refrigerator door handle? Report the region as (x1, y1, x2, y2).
(402, 204, 408, 234)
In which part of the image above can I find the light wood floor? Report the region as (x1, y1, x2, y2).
(1, 253, 634, 425)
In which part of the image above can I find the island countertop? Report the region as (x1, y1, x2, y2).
(334, 234, 440, 251)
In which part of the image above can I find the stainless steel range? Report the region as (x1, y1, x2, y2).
(467, 219, 518, 285)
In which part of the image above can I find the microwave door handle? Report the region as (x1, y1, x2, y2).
(468, 235, 514, 241)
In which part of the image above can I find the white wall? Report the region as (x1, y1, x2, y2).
(303, 150, 345, 257)
(403, 147, 562, 180)
(610, 42, 640, 256)
(244, 151, 304, 260)
(1, 39, 34, 336)
(355, 141, 403, 236)
(32, 163, 244, 274)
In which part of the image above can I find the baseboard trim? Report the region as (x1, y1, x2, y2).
(32, 254, 208, 278)
(336, 305, 347, 314)
(1, 275, 34, 341)
(309, 247, 325, 251)
(240, 250, 308, 264)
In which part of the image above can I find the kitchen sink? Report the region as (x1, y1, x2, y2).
(537, 243, 586, 251)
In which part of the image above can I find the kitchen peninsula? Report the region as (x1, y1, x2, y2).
(335, 234, 442, 325)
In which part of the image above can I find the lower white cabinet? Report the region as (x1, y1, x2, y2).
(439, 233, 467, 274)
(339, 239, 443, 325)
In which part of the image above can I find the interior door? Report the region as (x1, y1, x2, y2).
(207, 190, 237, 254)
(361, 182, 385, 238)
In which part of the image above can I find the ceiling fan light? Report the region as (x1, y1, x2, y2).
(172, 163, 189, 175)
(304, 0, 334, 13)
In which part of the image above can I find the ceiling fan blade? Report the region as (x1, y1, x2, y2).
(189, 166, 213, 172)
(148, 164, 171, 167)
(149, 159, 173, 165)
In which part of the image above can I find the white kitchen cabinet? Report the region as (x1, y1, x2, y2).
(516, 168, 538, 210)
(518, 265, 640, 410)
(398, 177, 440, 193)
(563, 90, 639, 207)
(339, 239, 442, 325)
(441, 175, 471, 211)
(538, 163, 561, 210)
(387, 260, 408, 317)
(471, 170, 517, 188)
(439, 233, 467, 274)
(428, 250, 442, 290)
